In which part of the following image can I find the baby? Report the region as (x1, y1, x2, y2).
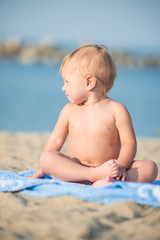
(30, 44, 158, 187)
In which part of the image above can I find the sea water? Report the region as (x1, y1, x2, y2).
(0, 61, 160, 137)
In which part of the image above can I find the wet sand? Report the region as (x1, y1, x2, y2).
(0, 132, 160, 240)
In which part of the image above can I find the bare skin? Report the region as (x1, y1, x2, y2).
(30, 63, 158, 186)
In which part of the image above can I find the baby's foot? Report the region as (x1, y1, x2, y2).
(92, 176, 114, 188)
(91, 159, 118, 182)
(26, 168, 46, 179)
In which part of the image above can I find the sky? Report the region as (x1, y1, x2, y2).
(0, 0, 160, 50)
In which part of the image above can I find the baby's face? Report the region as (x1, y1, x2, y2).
(61, 64, 88, 105)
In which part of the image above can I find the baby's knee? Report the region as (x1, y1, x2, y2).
(145, 160, 158, 180)
(39, 150, 57, 169)
(149, 160, 158, 176)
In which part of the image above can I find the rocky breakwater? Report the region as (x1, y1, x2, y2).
(111, 50, 160, 69)
(0, 38, 67, 64)
(0, 38, 160, 69)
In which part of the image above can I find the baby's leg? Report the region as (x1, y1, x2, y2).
(127, 160, 158, 183)
(32, 151, 118, 183)
(34, 151, 91, 181)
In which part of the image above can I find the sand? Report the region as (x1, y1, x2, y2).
(0, 131, 160, 240)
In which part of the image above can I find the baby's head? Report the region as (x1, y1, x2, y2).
(60, 44, 117, 94)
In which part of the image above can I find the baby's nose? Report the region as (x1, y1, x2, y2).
(62, 85, 65, 92)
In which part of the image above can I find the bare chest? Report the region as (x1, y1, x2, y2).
(68, 108, 116, 137)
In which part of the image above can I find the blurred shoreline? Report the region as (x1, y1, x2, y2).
(0, 38, 160, 68)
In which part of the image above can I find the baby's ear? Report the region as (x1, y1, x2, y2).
(86, 76, 96, 90)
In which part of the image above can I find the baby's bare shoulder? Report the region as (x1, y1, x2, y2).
(105, 98, 130, 117)
(64, 102, 78, 110)
(105, 98, 127, 110)
(58, 103, 77, 125)
(61, 103, 77, 116)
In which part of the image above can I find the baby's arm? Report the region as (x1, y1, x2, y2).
(114, 103, 137, 180)
(31, 104, 70, 178)
(43, 104, 69, 152)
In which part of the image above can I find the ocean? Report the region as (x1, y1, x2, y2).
(0, 61, 160, 137)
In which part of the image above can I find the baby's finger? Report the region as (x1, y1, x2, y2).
(121, 175, 126, 181)
(115, 175, 121, 180)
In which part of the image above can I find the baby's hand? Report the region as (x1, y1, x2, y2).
(115, 165, 127, 181)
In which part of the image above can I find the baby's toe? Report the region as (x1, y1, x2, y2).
(112, 168, 118, 176)
(108, 159, 116, 165)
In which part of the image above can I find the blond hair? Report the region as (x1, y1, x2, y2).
(60, 44, 117, 93)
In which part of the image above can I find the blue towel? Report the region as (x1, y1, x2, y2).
(0, 170, 160, 208)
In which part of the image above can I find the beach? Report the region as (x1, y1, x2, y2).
(0, 131, 160, 240)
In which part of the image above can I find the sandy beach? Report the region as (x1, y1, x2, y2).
(0, 131, 160, 240)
